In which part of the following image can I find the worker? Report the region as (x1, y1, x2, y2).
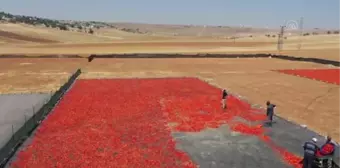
(266, 101, 276, 126)
(303, 138, 319, 168)
(221, 89, 228, 109)
(318, 136, 336, 156)
(315, 136, 336, 168)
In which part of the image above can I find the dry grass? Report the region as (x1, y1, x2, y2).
(0, 58, 86, 94)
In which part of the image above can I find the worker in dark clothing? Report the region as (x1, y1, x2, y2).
(303, 138, 319, 168)
(319, 136, 336, 156)
(266, 101, 276, 126)
(221, 89, 228, 109)
(315, 136, 336, 168)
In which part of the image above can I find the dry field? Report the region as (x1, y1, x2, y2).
(0, 23, 339, 61)
(0, 58, 85, 93)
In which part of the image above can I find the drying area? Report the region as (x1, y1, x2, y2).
(82, 58, 339, 142)
(1, 57, 338, 142)
(277, 69, 340, 85)
(0, 57, 339, 167)
(0, 93, 50, 149)
(4, 78, 309, 168)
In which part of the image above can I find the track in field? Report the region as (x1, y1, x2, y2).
(276, 69, 340, 85)
(8, 78, 302, 168)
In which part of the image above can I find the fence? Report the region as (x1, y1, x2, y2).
(0, 69, 81, 168)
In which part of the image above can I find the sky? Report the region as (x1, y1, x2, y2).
(0, 0, 339, 29)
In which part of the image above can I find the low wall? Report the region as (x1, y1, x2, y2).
(0, 53, 339, 67)
(87, 53, 340, 67)
(0, 69, 82, 168)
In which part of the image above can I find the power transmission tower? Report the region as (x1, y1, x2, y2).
(297, 17, 304, 50)
(277, 26, 285, 51)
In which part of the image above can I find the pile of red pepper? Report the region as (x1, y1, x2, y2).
(277, 68, 340, 85)
(10, 78, 302, 168)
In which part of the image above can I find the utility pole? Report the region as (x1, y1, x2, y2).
(277, 26, 286, 51)
(297, 17, 304, 50)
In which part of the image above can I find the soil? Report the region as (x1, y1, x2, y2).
(0, 30, 58, 43)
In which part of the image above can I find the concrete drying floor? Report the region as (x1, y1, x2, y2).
(0, 93, 50, 148)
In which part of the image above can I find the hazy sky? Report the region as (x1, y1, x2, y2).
(0, 0, 339, 29)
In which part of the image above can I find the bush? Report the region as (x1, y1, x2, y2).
(59, 25, 68, 31)
(333, 30, 339, 34)
(327, 31, 332, 34)
(303, 33, 310, 36)
(89, 28, 94, 34)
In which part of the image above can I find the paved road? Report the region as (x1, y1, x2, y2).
(0, 93, 50, 148)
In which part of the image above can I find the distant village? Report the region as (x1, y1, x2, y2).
(0, 11, 339, 38)
(0, 11, 145, 35)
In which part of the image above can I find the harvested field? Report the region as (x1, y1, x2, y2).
(0, 93, 50, 149)
(0, 58, 85, 94)
(23, 41, 273, 48)
(0, 30, 58, 43)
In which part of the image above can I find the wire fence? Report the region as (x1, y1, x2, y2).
(0, 69, 81, 168)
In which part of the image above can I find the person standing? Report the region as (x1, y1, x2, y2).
(302, 138, 319, 168)
(266, 101, 276, 126)
(221, 89, 228, 109)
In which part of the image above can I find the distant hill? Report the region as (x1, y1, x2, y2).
(0, 11, 338, 38)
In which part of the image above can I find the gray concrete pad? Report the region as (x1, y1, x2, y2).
(172, 115, 339, 167)
(0, 93, 50, 148)
(264, 115, 340, 166)
(173, 125, 292, 168)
